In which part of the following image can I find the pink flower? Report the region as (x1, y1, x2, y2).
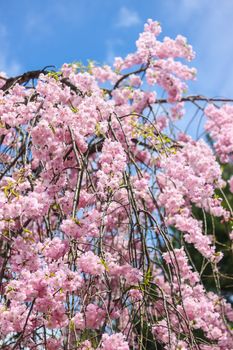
(229, 176, 233, 193)
(100, 333, 129, 350)
(77, 251, 105, 275)
(60, 218, 81, 238)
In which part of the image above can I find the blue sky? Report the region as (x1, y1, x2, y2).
(1, 0, 233, 98)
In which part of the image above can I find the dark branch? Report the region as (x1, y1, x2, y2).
(0, 69, 50, 91)
(155, 95, 233, 104)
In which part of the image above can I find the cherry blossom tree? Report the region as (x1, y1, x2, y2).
(0, 19, 232, 350)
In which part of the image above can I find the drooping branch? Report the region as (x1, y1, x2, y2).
(0, 69, 52, 91)
(155, 95, 233, 104)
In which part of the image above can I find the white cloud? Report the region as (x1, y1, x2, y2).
(0, 56, 21, 77)
(190, 1, 233, 97)
(116, 6, 141, 28)
(105, 45, 115, 65)
(163, 0, 233, 97)
(105, 38, 124, 65)
(180, 0, 202, 13)
(24, 1, 85, 38)
(0, 23, 22, 76)
(0, 24, 7, 39)
(163, 0, 205, 24)
(25, 13, 52, 37)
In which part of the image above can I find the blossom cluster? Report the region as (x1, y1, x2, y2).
(0, 19, 232, 350)
(205, 104, 233, 163)
(158, 139, 229, 259)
